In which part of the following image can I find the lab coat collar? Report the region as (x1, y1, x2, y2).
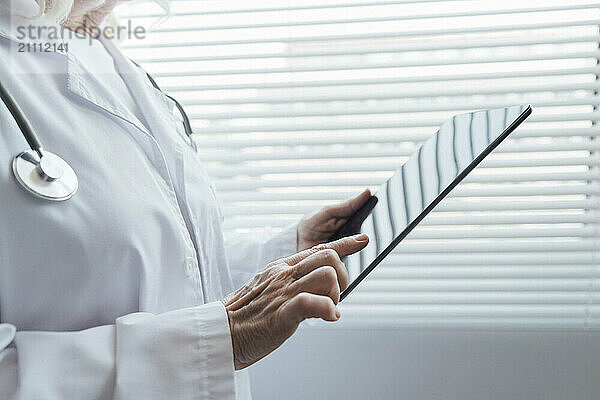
(64, 46, 184, 195)
(0, 2, 150, 137)
(0, 1, 180, 192)
(65, 46, 154, 139)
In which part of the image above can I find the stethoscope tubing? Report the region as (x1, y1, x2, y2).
(1, 60, 192, 202)
(131, 60, 194, 138)
(0, 79, 44, 157)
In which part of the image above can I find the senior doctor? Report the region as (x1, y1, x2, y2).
(0, 0, 372, 399)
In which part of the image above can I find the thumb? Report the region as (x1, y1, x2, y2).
(284, 234, 369, 265)
(327, 188, 372, 218)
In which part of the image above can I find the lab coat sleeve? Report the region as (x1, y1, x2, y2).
(0, 302, 235, 400)
(226, 223, 298, 289)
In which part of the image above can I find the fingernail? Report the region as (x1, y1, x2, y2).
(335, 308, 341, 320)
(354, 233, 368, 242)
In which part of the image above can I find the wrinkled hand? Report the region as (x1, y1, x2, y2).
(297, 189, 372, 252)
(222, 234, 369, 370)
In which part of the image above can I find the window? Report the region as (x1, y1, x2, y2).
(117, 0, 600, 329)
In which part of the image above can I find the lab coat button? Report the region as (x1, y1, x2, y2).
(184, 257, 196, 277)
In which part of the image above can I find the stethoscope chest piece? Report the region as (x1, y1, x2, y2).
(12, 149, 78, 201)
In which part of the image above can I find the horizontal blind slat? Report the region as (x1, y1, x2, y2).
(217, 184, 599, 201)
(347, 291, 600, 304)
(198, 140, 600, 161)
(212, 171, 600, 191)
(153, 50, 600, 78)
(371, 266, 600, 279)
(150, 3, 600, 33)
(383, 252, 599, 265)
(206, 157, 600, 177)
(196, 126, 600, 147)
(222, 213, 599, 230)
(193, 111, 600, 133)
(191, 98, 600, 121)
(136, 35, 600, 63)
(121, 0, 472, 18)
(358, 278, 599, 291)
(340, 304, 600, 314)
(165, 66, 600, 92)
(220, 199, 600, 216)
(122, 19, 600, 48)
(185, 83, 600, 106)
(330, 318, 600, 329)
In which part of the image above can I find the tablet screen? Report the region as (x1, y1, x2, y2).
(340, 105, 531, 301)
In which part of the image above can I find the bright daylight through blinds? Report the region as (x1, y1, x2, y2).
(117, 0, 600, 329)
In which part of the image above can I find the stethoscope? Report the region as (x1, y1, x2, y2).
(0, 66, 193, 202)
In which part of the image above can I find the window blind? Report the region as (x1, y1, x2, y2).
(117, 0, 600, 329)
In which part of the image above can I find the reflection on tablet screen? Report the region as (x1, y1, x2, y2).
(342, 105, 531, 299)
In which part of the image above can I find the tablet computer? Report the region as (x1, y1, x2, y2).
(334, 105, 532, 301)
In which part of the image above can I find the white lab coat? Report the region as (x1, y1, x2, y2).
(0, 5, 297, 399)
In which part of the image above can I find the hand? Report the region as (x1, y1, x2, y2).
(222, 234, 369, 370)
(297, 189, 372, 252)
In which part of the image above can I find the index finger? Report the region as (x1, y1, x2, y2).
(283, 233, 369, 266)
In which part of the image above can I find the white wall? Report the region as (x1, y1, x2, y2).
(250, 327, 600, 400)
